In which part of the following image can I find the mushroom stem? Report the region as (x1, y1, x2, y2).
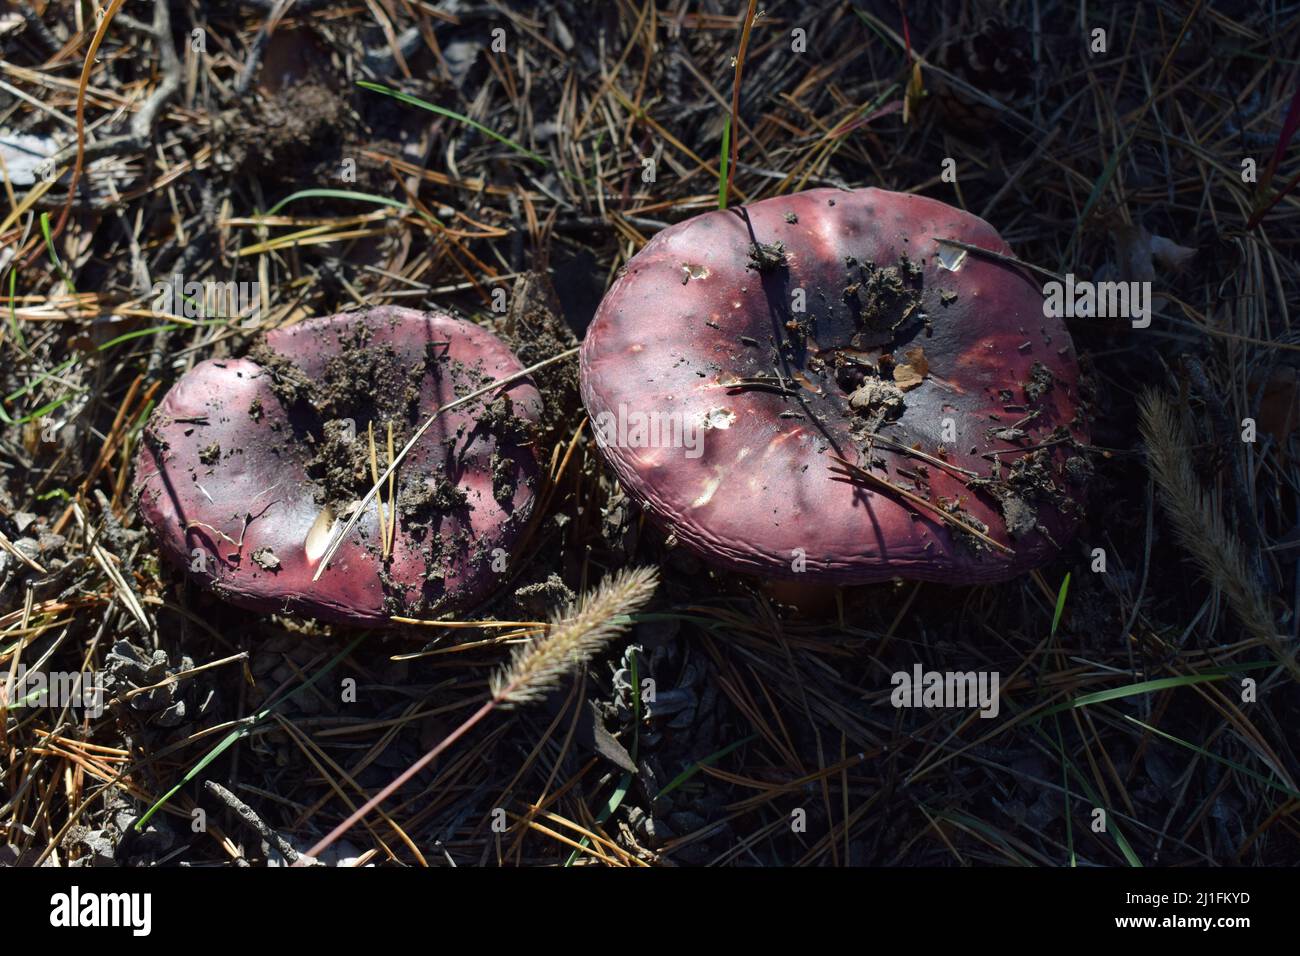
(762, 579, 841, 613)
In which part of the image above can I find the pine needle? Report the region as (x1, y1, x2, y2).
(366, 421, 389, 561)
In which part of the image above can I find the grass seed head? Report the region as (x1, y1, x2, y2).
(491, 565, 659, 707)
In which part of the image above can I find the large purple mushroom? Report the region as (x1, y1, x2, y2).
(580, 187, 1089, 585)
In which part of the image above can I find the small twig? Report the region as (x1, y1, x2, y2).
(39, 0, 182, 209)
(868, 432, 981, 480)
(19, 7, 62, 57)
(722, 374, 798, 395)
(935, 238, 1063, 284)
(236, 0, 297, 96)
(116, 652, 248, 704)
(203, 780, 303, 864)
(0, 527, 46, 575)
(33, 0, 125, 265)
(978, 436, 1072, 460)
(184, 520, 241, 550)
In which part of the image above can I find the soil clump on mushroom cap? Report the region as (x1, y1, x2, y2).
(245, 322, 533, 529)
(247, 328, 428, 518)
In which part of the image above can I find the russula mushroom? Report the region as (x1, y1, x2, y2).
(580, 187, 1088, 586)
(135, 306, 542, 625)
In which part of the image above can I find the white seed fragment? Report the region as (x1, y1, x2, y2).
(703, 407, 736, 430)
(691, 475, 722, 508)
(305, 504, 336, 564)
(936, 240, 968, 272)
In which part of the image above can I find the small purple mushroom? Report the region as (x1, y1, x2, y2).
(135, 307, 542, 626)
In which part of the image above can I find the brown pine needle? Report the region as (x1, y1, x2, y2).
(725, 0, 760, 206)
(868, 432, 981, 480)
(829, 455, 1013, 556)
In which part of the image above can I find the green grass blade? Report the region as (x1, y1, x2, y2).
(932, 807, 1032, 865)
(564, 650, 641, 866)
(1055, 715, 1075, 866)
(1060, 674, 1232, 712)
(718, 116, 731, 210)
(1047, 571, 1074, 863)
(7, 268, 23, 350)
(357, 81, 549, 165)
(40, 212, 75, 294)
(1122, 715, 1300, 800)
(1033, 723, 1143, 866)
(658, 733, 756, 800)
(14, 392, 77, 425)
(2, 321, 221, 425)
(4, 355, 78, 404)
(1051, 572, 1070, 637)
(263, 189, 411, 217)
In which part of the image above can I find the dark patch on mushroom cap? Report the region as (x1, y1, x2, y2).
(134, 307, 542, 625)
(579, 187, 1088, 584)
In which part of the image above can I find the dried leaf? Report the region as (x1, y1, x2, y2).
(893, 346, 929, 391)
(1115, 224, 1195, 282)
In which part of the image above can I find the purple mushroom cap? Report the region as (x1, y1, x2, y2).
(135, 306, 542, 625)
(580, 187, 1089, 585)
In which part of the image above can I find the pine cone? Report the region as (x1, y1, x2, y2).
(930, 18, 1036, 134)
